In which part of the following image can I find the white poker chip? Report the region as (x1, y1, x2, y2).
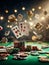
(39, 57, 49, 62)
(31, 52, 39, 56)
(38, 56, 47, 58)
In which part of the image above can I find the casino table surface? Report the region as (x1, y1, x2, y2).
(0, 42, 49, 65)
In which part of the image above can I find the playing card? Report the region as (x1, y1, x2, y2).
(19, 22, 29, 36)
(11, 25, 23, 39)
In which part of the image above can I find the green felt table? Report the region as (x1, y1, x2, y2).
(0, 42, 49, 65)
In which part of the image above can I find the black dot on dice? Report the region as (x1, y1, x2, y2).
(15, 31, 17, 33)
(21, 24, 22, 25)
(13, 29, 15, 30)
(19, 33, 21, 35)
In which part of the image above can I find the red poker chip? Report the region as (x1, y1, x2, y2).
(0, 26, 3, 31)
(0, 53, 9, 57)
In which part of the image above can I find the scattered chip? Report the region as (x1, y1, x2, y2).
(4, 31, 10, 36)
(35, 23, 42, 30)
(39, 57, 49, 62)
(0, 26, 3, 31)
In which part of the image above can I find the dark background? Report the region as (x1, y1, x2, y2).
(0, 0, 49, 42)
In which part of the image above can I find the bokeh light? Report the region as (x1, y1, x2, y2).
(0, 16, 4, 20)
(14, 9, 17, 13)
(5, 10, 9, 13)
(41, 16, 45, 20)
(32, 8, 35, 11)
(22, 7, 25, 10)
(38, 6, 42, 10)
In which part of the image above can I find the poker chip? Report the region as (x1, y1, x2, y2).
(42, 45, 49, 49)
(39, 57, 49, 62)
(27, 10, 34, 18)
(38, 51, 49, 54)
(13, 56, 18, 60)
(0, 26, 3, 31)
(13, 55, 26, 60)
(38, 56, 47, 58)
(0, 56, 8, 60)
(0, 53, 9, 57)
(8, 14, 16, 22)
(13, 52, 27, 60)
(4, 31, 10, 36)
(20, 54, 28, 57)
(17, 14, 23, 21)
(0, 46, 5, 48)
(19, 57, 26, 60)
(24, 52, 30, 55)
(31, 52, 39, 56)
